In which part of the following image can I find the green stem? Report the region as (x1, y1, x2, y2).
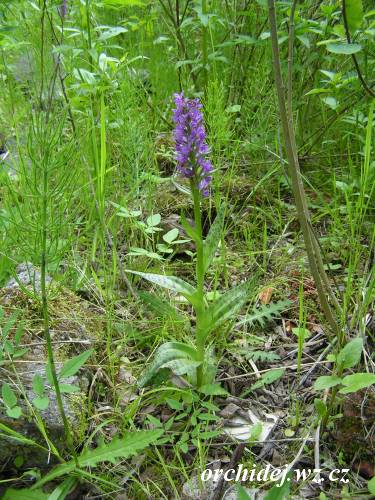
(191, 181, 205, 387)
(85, 0, 93, 69)
(40, 148, 76, 463)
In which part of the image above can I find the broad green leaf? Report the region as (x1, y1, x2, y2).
(205, 281, 254, 335)
(322, 96, 338, 110)
(32, 430, 164, 489)
(339, 373, 375, 394)
(126, 270, 198, 304)
(146, 213, 161, 227)
(32, 374, 45, 397)
(97, 26, 128, 42)
(3, 489, 48, 500)
(337, 337, 363, 369)
(138, 342, 198, 387)
(346, 0, 363, 31)
(320, 69, 336, 80)
(198, 383, 228, 396)
(326, 43, 362, 54)
(157, 243, 173, 254)
(128, 247, 163, 260)
(314, 375, 342, 391)
(33, 397, 49, 411)
(163, 228, 179, 244)
(2, 382, 17, 408)
(162, 358, 202, 377)
(249, 368, 285, 391)
(203, 205, 226, 273)
(6, 406, 22, 419)
(59, 349, 94, 379)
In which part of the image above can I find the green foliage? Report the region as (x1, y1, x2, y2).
(126, 270, 198, 306)
(1, 382, 22, 419)
(238, 300, 292, 328)
(204, 281, 254, 334)
(58, 349, 94, 379)
(326, 43, 362, 54)
(138, 342, 198, 387)
(314, 376, 343, 391)
(32, 374, 49, 411)
(32, 429, 164, 489)
(339, 373, 375, 394)
(336, 337, 363, 369)
(346, 0, 364, 31)
(249, 368, 285, 391)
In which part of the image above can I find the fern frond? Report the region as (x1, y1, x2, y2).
(238, 300, 292, 328)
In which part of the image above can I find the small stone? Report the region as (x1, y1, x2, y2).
(6, 262, 52, 292)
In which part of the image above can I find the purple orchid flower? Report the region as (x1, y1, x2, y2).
(172, 92, 213, 196)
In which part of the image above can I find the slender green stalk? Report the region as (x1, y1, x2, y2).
(85, 0, 93, 70)
(99, 91, 107, 219)
(36, 0, 78, 463)
(191, 181, 205, 387)
(39, 129, 76, 460)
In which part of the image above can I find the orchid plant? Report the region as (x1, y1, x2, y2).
(127, 93, 254, 389)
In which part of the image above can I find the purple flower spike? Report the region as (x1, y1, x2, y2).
(172, 92, 213, 196)
(59, 0, 68, 18)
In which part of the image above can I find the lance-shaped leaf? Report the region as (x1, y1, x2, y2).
(339, 373, 375, 394)
(180, 212, 199, 242)
(336, 337, 363, 369)
(203, 204, 226, 273)
(137, 290, 186, 322)
(32, 429, 164, 489)
(346, 0, 363, 31)
(59, 349, 94, 379)
(126, 270, 199, 307)
(138, 342, 198, 387)
(162, 359, 202, 377)
(203, 281, 253, 336)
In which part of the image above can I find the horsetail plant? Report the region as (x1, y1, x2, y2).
(127, 93, 255, 389)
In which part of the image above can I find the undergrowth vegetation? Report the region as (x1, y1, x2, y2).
(0, 0, 374, 498)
